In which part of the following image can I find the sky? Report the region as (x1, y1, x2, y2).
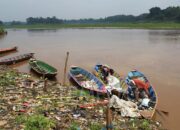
(0, 0, 179, 21)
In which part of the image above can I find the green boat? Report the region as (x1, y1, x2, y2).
(29, 58, 57, 78)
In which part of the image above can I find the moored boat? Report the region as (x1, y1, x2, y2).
(93, 64, 128, 95)
(0, 53, 34, 65)
(94, 65, 157, 118)
(69, 66, 107, 95)
(0, 46, 17, 54)
(29, 58, 57, 77)
(125, 70, 157, 118)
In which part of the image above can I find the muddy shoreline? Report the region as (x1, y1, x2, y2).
(0, 66, 161, 129)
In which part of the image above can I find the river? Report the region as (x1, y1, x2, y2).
(1, 28, 180, 129)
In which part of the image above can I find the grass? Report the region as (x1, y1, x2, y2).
(89, 122, 103, 130)
(68, 121, 80, 130)
(0, 70, 18, 86)
(15, 114, 55, 130)
(3, 22, 180, 29)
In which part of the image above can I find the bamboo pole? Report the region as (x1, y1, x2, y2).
(106, 91, 113, 130)
(106, 106, 113, 130)
(43, 74, 47, 92)
(63, 52, 69, 86)
(43, 79, 47, 92)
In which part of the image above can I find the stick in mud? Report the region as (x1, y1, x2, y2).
(106, 106, 113, 130)
(63, 52, 69, 86)
(43, 74, 48, 92)
(106, 91, 113, 130)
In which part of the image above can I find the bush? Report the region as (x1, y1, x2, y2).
(16, 114, 55, 130)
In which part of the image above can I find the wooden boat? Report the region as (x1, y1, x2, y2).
(125, 70, 157, 118)
(0, 53, 34, 65)
(93, 64, 128, 95)
(0, 46, 17, 54)
(94, 65, 157, 118)
(69, 66, 107, 95)
(29, 58, 57, 77)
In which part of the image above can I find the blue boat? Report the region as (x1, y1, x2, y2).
(69, 66, 107, 95)
(125, 70, 156, 101)
(125, 70, 157, 118)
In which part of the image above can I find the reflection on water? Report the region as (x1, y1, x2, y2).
(27, 29, 58, 33)
(0, 29, 180, 130)
(148, 30, 180, 42)
(148, 30, 180, 36)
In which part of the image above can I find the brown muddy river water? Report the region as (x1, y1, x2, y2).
(1, 29, 180, 129)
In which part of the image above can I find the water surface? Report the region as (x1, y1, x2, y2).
(1, 29, 180, 129)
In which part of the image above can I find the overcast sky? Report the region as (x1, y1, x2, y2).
(0, 0, 179, 21)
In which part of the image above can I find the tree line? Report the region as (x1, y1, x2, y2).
(1, 6, 180, 25)
(26, 16, 63, 24)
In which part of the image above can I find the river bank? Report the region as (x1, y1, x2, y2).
(4, 22, 180, 30)
(0, 65, 161, 130)
(0, 28, 7, 35)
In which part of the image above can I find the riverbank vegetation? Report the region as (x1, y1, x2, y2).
(0, 27, 6, 35)
(4, 22, 180, 29)
(0, 20, 7, 35)
(1, 6, 180, 29)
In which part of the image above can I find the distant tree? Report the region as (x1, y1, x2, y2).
(0, 20, 3, 25)
(26, 17, 63, 24)
(149, 7, 161, 16)
(26, 6, 180, 24)
(163, 6, 180, 21)
(177, 15, 180, 22)
(11, 21, 23, 25)
(105, 15, 136, 23)
(147, 7, 165, 21)
(136, 13, 148, 21)
(147, 6, 180, 21)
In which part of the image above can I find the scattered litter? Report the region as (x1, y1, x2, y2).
(0, 65, 160, 129)
(109, 95, 141, 117)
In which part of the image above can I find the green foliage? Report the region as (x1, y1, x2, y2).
(68, 122, 80, 130)
(147, 6, 180, 22)
(4, 22, 180, 29)
(25, 6, 180, 24)
(72, 89, 89, 97)
(0, 70, 18, 86)
(139, 119, 150, 130)
(149, 7, 161, 16)
(89, 123, 103, 130)
(0, 20, 3, 25)
(127, 119, 151, 130)
(15, 114, 27, 124)
(26, 16, 63, 24)
(24, 115, 55, 130)
(15, 114, 55, 130)
(2, 6, 180, 29)
(0, 27, 5, 34)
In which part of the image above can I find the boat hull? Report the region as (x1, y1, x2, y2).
(29, 59, 57, 78)
(125, 70, 157, 118)
(0, 53, 34, 65)
(69, 66, 107, 96)
(0, 46, 17, 54)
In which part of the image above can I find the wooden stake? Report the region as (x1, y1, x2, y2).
(106, 106, 112, 130)
(43, 79, 47, 92)
(63, 52, 69, 86)
(106, 91, 112, 130)
(43, 74, 47, 92)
